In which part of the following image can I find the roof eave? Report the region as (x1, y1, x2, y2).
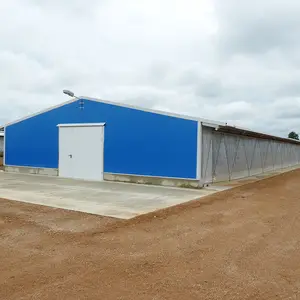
(216, 125, 300, 145)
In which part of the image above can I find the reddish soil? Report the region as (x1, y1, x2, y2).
(1, 170, 300, 299)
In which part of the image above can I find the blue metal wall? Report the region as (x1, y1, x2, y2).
(5, 99, 198, 179)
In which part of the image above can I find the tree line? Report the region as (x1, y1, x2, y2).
(288, 131, 299, 140)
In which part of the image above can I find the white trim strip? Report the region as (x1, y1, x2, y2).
(57, 123, 106, 127)
(2, 96, 224, 128)
(3, 98, 78, 128)
(81, 96, 225, 125)
(3, 126, 6, 165)
(202, 122, 221, 128)
(196, 121, 202, 180)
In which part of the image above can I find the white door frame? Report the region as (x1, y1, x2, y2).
(57, 123, 105, 181)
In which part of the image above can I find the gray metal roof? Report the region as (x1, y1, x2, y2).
(215, 125, 300, 145)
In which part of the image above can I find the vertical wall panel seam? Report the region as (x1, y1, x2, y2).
(196, 121, 202, 180)
(3, 126, 6, 166)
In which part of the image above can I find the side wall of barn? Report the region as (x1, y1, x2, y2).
(201, 126, 300, 183)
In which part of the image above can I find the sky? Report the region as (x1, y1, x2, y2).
(1, 0, 300, 137)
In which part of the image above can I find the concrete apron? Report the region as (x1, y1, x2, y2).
(0, 172, 217, 219)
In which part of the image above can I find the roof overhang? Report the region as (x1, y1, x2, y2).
(201, 121, 226, 128)
(216, 125, 300, 145)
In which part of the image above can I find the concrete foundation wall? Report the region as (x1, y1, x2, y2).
(5, 166, 59, 176)
(4, 166, 202, 189)
(104, 173, 202, 188)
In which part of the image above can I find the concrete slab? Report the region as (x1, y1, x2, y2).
(0, 172, 216, 219)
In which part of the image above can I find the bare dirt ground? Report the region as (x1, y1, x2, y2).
(1, 170, 300, 300)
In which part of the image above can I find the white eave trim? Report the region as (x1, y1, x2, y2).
(57, 123, 106, 128)
(79, 96, 223, 124)
(4, 98, 78, 128)
(201, 121, 226, 128)
(2, 95, 223, 128)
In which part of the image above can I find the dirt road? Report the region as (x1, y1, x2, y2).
(1, 170, 300, 299)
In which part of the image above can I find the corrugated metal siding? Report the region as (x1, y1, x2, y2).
(202, 126, 300, 183)
(0, 136, 3, 152)
(5, 99, 198, 179)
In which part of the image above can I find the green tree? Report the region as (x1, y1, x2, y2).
(288, 131, 299, 140)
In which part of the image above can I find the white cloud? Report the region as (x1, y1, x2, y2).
(1, 0, 300, 137)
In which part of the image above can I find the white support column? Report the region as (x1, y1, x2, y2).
(3, 126, 6, 166)
(196, 121, 202, 181)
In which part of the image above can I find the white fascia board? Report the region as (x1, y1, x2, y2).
(3, 94, 224, 129)
(57, 123, 106, 127)
(3, 98, 78, 128)
(196, 121, 202, 180)
(80, 96, 223, 124)
(201, 121, 226, 128)
(3, 126, 6, 165)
